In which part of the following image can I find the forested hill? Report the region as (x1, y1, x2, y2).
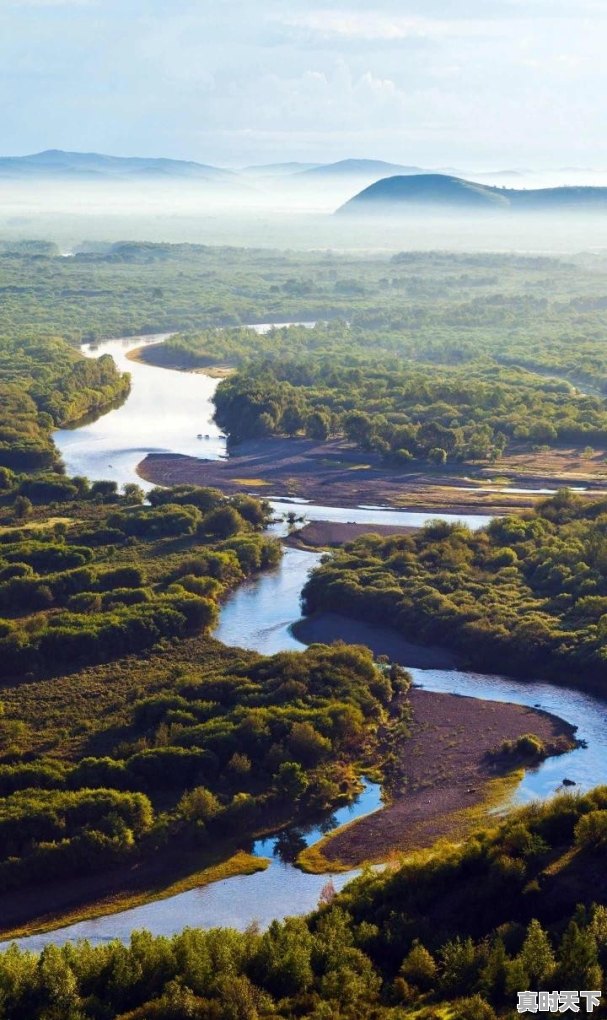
(338, 173, 607, 214)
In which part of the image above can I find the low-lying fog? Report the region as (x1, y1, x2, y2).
(4, 167, 607, 252)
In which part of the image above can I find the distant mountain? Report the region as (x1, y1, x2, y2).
(241, 162, 322, 177)
(473, 169, 524, 181)
(338, 173, 607, 214)
(296, 158, 426, 180)
(0, 150, 233, 181)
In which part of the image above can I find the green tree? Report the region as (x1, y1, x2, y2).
(281, 403, 304, 436)
(305, 410, 330, 441)
(518, 919, 555, 988)
(556, 921, 602, 988)
(575, 810, 607, 849)
(274, 762, 308, 801)
(428, 446, 448, 466)
(35, 945, 85, 1020)
(123, 483, 145, 505)
(478, 937, 509, 1002)
(251, 918, 313, 998)
(202, 506, 245, 538)
(288, 721, 331, 766)
(13, 495, 32, 520)
(177, 787, 221, 823)
(440, 937, 478, 996)
(400, 940, 438, 991)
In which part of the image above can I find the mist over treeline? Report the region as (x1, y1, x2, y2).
(4, 154, 607, 252)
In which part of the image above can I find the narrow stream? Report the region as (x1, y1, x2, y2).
(12, 331, 604, 951)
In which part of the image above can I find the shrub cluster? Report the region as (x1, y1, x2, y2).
(302, 490, 607, 686)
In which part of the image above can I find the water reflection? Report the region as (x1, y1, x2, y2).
(8, 779, 382, 951)
(271, 829, 308, 865)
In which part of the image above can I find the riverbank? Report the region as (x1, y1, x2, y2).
(299, 689, 576, 872)
(126, 346, 233, 378)
(45, 327, 604, 946)
(293, 612, 460, 669)
(284, 520, 418, 549)
(0, 848, 267, 942)
(138, 439, 607, 514)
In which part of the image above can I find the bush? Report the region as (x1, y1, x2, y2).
(177, 786, 221, 823)
(202, 506, 246, 538)
(499, 734, 546, 760)
(451, 995, 497, 1020)
(574, 810, 607, 849)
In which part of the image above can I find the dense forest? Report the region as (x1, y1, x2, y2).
(127, 249, 607, 465)
(0, 481, 282, 680)
(0, 336, 129, 471)
(302, 490, 607, 686)
(0, 480, 408, 915)
(6, 243, 607, 470)
(213, 345, 606, 463)
(0, 788, 606, 1017)
(6, 244, 607, 346)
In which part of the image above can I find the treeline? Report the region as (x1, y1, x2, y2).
(302, 489, 607, 686)
(0, 788, 153, 894)
(0, 643, 404, 899)
(3, 244, 596, 346)
(7, 245, 607, 470)
(0, 788, 606, 1017)
(0, 484, 279, 679)
(0, 335, 129, 471)
(213, 347, 607, 463)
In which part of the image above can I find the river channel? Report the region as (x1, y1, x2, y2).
(10, 330, 605, 952)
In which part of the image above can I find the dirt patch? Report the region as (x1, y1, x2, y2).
(284, 520, 417, 549)
(487, 445, 607, 484)
(138, 438, 607, 514)
(312, 690, 576, 868)
(292, 612, 460, 670)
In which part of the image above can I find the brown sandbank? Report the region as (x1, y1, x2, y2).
(138, 438, 607, 515)
(305, 689, 576, 869)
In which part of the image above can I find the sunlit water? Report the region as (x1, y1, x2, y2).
(12, 779, 382, 952)
(215, 545, 607, 802)
(20, 332, 605, 951)
(55, 324, 315, 490)
(55, 335, 224, 490)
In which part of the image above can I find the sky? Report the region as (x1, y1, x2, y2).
(0, 0, 605, 169)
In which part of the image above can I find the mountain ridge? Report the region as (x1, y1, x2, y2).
(0, 149, 233, 181)
(337, 172, 607, 214)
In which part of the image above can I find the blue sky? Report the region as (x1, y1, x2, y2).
(0, 0, 604, 167)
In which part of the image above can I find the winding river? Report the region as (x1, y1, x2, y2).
(9, 331, 607, 952)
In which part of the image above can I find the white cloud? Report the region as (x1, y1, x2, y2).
(0, 0, 606, 167)
(277, 11, 504, 42)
